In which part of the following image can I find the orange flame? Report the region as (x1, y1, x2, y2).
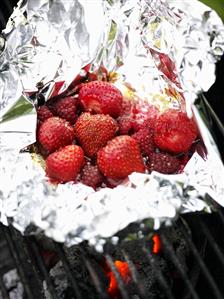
(152, 233, 161, 254)
(106, 234, 161, 297)
(107, 261, 131, 296)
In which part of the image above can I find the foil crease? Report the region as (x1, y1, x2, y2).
(0, 0, 224, 248)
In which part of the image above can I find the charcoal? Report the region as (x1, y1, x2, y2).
(44, 242, 108, 299)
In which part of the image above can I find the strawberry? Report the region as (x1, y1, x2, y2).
(78, 81, 123, 118)
(80, 163, 104, 189)
(46, 144, 84, 182)
(37, 117, 74, 154)
(37, 105, 53, 122)
(132, 126, 155, 157)
(74, 112, 118, 157)
(97, 135, 145, 180)
(147, 152, 180, 174)
(47, 96, 77, 123)
(154, 110, 198, 154)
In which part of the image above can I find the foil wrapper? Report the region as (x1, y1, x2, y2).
(0, 0, 224, 249)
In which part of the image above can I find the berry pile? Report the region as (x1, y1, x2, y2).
(36, 80, 198, 188)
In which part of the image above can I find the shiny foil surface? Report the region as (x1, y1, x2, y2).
(0, 0, 224, 249)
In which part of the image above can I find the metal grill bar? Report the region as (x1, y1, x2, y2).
(2, 226, 36, 299)
(105, 254, 130, 299)
(122, 249, 149, 299)
(54, 243, 84, 299)
(179, 221, 223, 299)
(81, 256, 110, 299)
(198, 219, 224, 268)
(142, 246, 176, 299)
(28, 238, 59, 299)
(8, 228, 44, 294)
(218, 209, 224, 227)
(160, 233, 200, 299)
(0, 275, 10, 299)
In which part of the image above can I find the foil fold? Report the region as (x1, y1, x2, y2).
(0, 0, 224, 247)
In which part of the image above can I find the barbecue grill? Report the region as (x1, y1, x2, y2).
(1, 207, 224, 299)
(1, 1, 224, 299)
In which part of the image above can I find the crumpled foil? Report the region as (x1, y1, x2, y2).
(0, 0, 224, 249)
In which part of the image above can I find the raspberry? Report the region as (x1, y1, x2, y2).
(37, 105, 53, 122)
(47, 96, 77, 123)
(80, 163, 104, 189)
(117, 115, 135, 135)
(147, 152, 180, 174)
(132, 101, 159, 132)
(132, 126, 155, 157)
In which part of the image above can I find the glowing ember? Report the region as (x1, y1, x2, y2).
(152, 234, 161, 254)
(107, 261, 131, 296)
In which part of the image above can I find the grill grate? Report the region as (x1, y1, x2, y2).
(1, 2, 224, 299)
(0, 210, 224, 299)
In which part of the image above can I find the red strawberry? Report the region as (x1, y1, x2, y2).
(74, 112, 118, 157)
(46, 144, 84, 182)
(147, 152, 180, 174)
(37, 105, 53, 122)
(132, 126, 155, 157)
(97, 135, 145, 180)
(79, 81, 123, 118)
(47, 96, 77, 123)
(37, 117, 74, 154)
(154, 110, 198, 154)
(80, 163, 104, 189)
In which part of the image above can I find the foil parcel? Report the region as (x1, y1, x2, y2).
(0, 0, 224, 249)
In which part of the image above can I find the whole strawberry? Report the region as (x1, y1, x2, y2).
(132, 126, 155, 157)
(154, 110, 198, 154)
(97, 135, 145, 180)
(46, 144, 84, 182)
(47, 96, 77, 123)
(74, 112, 118, 157)
(147, 152, 180, 174)
(37, 105, 53, 122)
(37, 117, 74, 154)
(79, 81, 123, 118)
(80, 163, 104, 189)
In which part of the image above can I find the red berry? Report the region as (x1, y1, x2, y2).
(46, 144, 84, 182)
(132, 101, 159, 132)
(97, 135, 145, 180)
(37, 117, 74, 154)
(74, 112, 118, 157)
(47, 96, 77, 123)
(147, 152, 180, 174)
(117, 115, 135, 135)
(37, 105, 53, 122)
(132, 126, 155, 157)
(80, 163, 104, 189)
(154, 110, 198, 154)
(79, 81, 123, 118)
